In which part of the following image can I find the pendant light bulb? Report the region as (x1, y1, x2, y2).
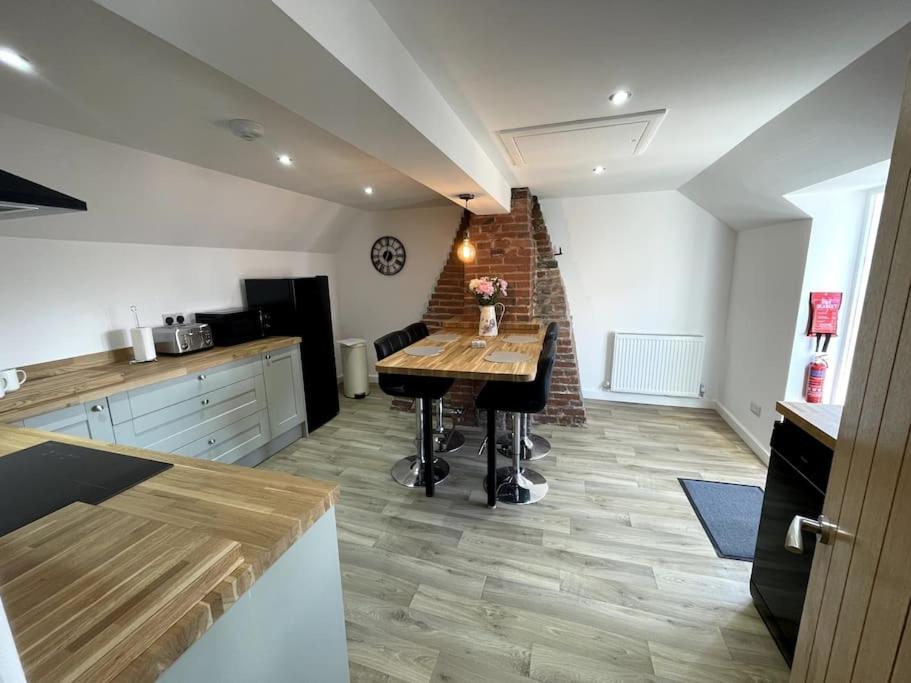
(457, 237, 477, 263)
(456, 193, 477, 264)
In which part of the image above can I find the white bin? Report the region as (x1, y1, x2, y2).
(339, 338, 370, 399)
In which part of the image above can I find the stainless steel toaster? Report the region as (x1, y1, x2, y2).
(151, 323, 214, 355)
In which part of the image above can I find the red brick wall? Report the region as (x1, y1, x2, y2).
(415, 188, 585, 426)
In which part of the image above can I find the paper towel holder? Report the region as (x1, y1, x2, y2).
(129, 305, 158, 365)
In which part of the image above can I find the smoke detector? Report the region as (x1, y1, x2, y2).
(228, 119, 265, 141)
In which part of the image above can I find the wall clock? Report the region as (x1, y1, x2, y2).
(371, 236, 406, 276)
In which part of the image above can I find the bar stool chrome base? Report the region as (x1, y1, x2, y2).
(391, 455, 450, 488)
(483, 466, 548, 505)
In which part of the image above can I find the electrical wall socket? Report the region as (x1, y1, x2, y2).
(750, 402, 762, 417)
(161, 312, 189, 326)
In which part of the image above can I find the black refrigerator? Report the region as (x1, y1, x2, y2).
(244, 276, 340, 432)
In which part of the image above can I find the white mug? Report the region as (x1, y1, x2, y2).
(0, 369, 27, 393)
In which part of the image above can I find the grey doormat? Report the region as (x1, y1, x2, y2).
(678, 478, 763, 561)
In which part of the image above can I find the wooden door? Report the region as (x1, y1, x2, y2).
(791, 61, 911, 681)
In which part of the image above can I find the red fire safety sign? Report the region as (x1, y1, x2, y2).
(807, 292, 843, 336)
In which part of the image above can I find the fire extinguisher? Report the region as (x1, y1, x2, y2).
(806, 353, 828, 404)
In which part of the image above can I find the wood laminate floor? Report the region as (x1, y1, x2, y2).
(262, 390, 789, 682)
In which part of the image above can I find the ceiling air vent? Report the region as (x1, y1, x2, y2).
(498, 109, 667, 167)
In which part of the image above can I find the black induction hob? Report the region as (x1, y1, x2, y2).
(0, 440, 172, 537)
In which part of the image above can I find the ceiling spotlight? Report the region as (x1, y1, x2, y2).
(364, 186, 374, 195)
(277, 154, 293, 166)
(609, 89, 632, 105)
(593, 166, 606, 175)
(0, 48, 33, 73)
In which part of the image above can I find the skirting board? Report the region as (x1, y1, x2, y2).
(714, 401, 770, 465)
(582, 387, 715, 410)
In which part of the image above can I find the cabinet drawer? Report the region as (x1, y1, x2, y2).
(21, 401, 115, 442)
(174, 410, 271, 464)
(22, 404, 87, 432)
(109, 356, 262, 424)
(114, 376, 265, 453)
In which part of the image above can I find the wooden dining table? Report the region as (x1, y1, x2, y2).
(375, 325, 545, 506)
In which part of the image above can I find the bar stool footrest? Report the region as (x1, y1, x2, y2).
(483, 466, 548, 505)
(392, 455, 450, 488)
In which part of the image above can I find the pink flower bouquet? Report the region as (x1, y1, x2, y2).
(468, 276, 508, 305)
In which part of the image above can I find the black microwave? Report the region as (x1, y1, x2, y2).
(194, 308, 271, 346)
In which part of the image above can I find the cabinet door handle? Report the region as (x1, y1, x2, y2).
(265, 354, 272, 361)
(208, 438, 217, 445)
(201, 399, 210, 406)
(198, 374, 206, 381)
(90, 404, 106, 413)
(785, 514, 837, 554)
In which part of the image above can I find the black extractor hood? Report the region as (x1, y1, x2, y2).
(0, 169, 87, 219)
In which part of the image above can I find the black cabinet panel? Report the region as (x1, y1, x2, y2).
(751, 419, 833, 666)
(245, 277, 340, 432)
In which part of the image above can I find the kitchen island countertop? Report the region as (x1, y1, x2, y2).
(0, 424, 339, 682)
(776, 401, 842, 450)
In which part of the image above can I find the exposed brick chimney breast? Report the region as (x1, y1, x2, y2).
(414, 188, 585, 426)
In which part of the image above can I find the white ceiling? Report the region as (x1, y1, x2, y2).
(681, 25, 911, 230)
(371, 0, 911, 198)
(0, 0, 444, 211)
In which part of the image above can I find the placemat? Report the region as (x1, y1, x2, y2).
(404, 346, 444, 357)
(485, 351, 532, 363)
(503, 334, 538, 344)
(427, 333, 460, 343)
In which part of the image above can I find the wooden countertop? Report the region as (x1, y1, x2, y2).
(777, 401, 843, 450)
(0, 424, 339, 682)
(0, 337, 302, 423)
(376, 328, 545, 382)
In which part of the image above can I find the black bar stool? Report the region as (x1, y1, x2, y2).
(496, 322, 559, 460)
(374, 330, 452, 494)
(403, 321, 465, 454)
(476, 337, 557, 505)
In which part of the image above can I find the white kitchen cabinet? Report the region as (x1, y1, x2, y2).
(262, 345, 306, 438)
(21, 400, 115, 442)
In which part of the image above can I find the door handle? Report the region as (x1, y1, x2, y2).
(786, 514, 837, 554)
(90, 404, 106, 412)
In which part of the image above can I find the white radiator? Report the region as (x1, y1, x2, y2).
(609, 333, 705, 398)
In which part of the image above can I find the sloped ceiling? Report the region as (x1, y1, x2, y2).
(0, 0, 443, 211)
(680, 25, 911, 230)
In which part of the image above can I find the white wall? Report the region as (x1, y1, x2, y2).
(716, 220, 811, 461)
(334, 205, 461, 370)
(0, 236, 337, 368)
(0, 113, 373, 369)
(783, 189, 870, 403)
(540, 191, 736, 408)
